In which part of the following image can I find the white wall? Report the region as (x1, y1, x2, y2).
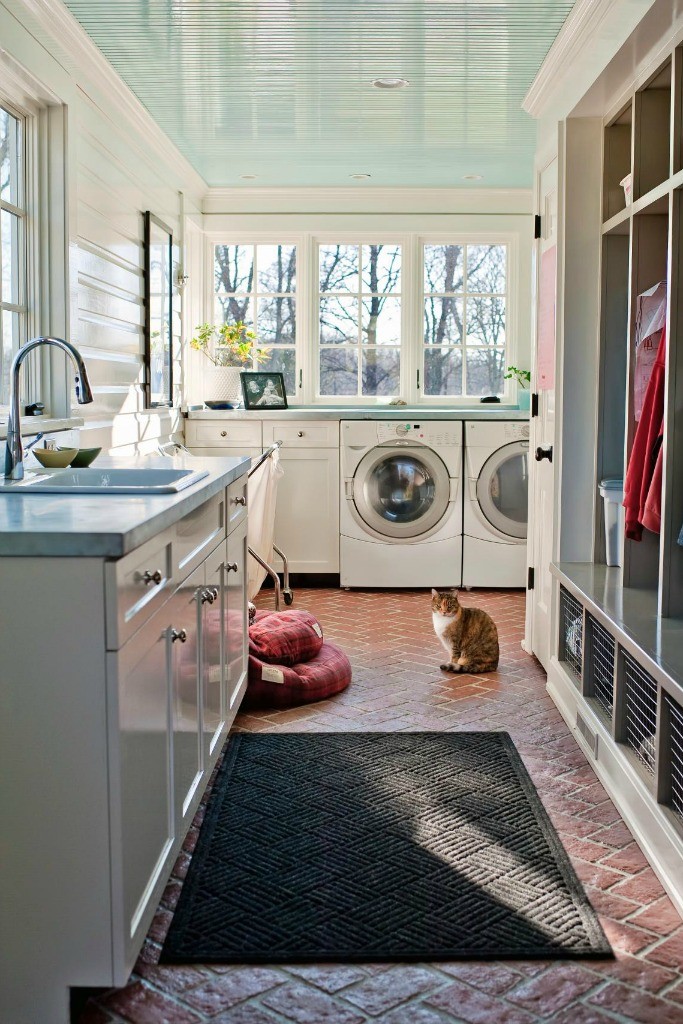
(0, 0, 206, 454)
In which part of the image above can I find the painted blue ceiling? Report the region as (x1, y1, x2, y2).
(62, 0, 574, 187)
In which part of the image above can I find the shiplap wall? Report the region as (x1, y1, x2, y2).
(0, 0, 206, 455)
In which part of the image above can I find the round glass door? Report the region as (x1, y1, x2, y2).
(353, 446, 451, 539)
(476, 441, 529, 539)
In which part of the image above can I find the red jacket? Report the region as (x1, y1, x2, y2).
(623, 326, 665, 540)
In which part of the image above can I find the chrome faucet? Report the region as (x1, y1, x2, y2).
(4, 337, 94, 481)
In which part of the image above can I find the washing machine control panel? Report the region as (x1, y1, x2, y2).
(375, 422, 461, 445)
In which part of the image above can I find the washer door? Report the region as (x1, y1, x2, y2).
(352, 445, 451, 539)
(476, 441, 529, 540)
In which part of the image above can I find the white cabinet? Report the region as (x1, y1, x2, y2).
(186, 416, 341, 575)
(225, 516, 249, 708)
(113, 601, 175, 964)
(273, 446, 340, 573)
(0, 476, 249, 1024)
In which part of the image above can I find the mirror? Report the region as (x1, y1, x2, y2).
(144, 211, 173, 407)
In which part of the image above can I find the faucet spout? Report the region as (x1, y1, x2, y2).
(4, 337, 94, 482)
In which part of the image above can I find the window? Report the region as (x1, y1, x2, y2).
(319, 244, 401, 398)
(214, 244, 297, 394)
(207, 234, 517, 407)
(423, 244, 507, 397)
(0, 103, 27, 403)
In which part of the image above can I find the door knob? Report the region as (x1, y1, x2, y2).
(171, 628, 187, 643)
(535, 446, 553, 463)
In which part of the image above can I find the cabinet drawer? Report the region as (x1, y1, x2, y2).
(264, 420, 338, 449)
(186, 420, 262, 448)
(174, 492, 226, 581)
(106, 532, 173, 650)
(227, 474, 248, 534)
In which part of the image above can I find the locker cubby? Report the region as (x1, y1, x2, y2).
(559, 586, 583, 684)
(603, 102, 633, 221)
(621, 206, 669, 593)
(664, 693, 683, 822)
(585, 615, 615, 721)
(623, 652, 658, 774)
(633, 59, 672, 200)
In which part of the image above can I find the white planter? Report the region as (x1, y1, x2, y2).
(204, 366, 243, 403)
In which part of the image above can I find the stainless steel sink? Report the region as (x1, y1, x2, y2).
(0, 466, 210, 494)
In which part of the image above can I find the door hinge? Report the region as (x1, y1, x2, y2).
(527, 566, 535, 590)
(531, 392, 539, 417)
(534, 214, 542, 239)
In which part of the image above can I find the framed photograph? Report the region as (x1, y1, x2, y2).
(241, 371, 289, 410)
(143, 211, 174, 408)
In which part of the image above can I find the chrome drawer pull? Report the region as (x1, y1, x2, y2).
(297, 431, 304, 437)
(171, 628, 187, 643)
(200, 588, 215, 605)
(140, 569, 163, 586)
(226, 562, 238, 573)
(220, 430, 228, 437)
(233, 495, 247, 506)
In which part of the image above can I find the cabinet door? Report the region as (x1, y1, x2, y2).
(274, 448, 340, 572)
(203, 544, 227, 764)
(168, 564, 204, 830)
(114, 603, 174, 955)
(225, 517, 248, 712)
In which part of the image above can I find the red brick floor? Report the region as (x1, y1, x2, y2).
(78, 588, 683, 1024)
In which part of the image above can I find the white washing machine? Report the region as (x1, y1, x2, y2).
(462, 420, 530, 588)
(340, 420, 462, 588)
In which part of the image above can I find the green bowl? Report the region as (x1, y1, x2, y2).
(59, 446, 102, 468)
(34, 447, 78, 469)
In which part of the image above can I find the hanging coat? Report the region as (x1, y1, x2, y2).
(623, 326, 666, 541)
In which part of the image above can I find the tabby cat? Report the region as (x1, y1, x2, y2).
(431, 589, 499, 674)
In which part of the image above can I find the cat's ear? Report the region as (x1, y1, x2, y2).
(431, 588, 439, 598)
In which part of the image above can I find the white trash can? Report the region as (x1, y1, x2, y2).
(599, 478, 624, 567)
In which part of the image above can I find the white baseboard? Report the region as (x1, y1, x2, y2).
(547, 657, 683, 918)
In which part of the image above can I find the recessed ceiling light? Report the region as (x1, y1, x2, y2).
(239, 174, 257, 180)
(462, 174, 483, 181)
(350, 173, 372, 180)
(371, 77, 409, 90)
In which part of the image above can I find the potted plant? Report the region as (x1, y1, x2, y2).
(190, 321, 269, 404)
(504, 365, 531, 410)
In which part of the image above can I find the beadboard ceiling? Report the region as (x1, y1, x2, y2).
(62, 0, 574, 188)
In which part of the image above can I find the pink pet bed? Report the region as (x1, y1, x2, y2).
(245, 610, 352, 709)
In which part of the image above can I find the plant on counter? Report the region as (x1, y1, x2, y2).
(190, 321, 269, 367)
(504, 365, 531, 389)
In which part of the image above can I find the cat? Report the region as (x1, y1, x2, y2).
(431, 588, 499, 674)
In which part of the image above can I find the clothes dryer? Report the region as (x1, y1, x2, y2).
(340, 420, 462, 588)
(462, 420, 529, 588)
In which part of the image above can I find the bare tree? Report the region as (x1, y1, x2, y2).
(319, 244, 401, 396)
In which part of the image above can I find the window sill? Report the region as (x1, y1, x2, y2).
(0, 416, 84, 441)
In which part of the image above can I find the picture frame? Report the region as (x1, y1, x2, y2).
(241, 371, 289, 410)
(143, 211, 174, 408)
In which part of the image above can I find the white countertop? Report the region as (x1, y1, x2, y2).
(186, 405, 530, 422)
(0, 454, 250, 558)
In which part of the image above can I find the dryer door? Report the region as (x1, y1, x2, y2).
(475, 441, 529, 540)
(353, 445, 451, 539)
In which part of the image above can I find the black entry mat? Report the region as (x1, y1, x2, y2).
(161, 732, 611, 963)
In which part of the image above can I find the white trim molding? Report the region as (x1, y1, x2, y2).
(523, 0, 657, 121)
(203, 187, 533, 217)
